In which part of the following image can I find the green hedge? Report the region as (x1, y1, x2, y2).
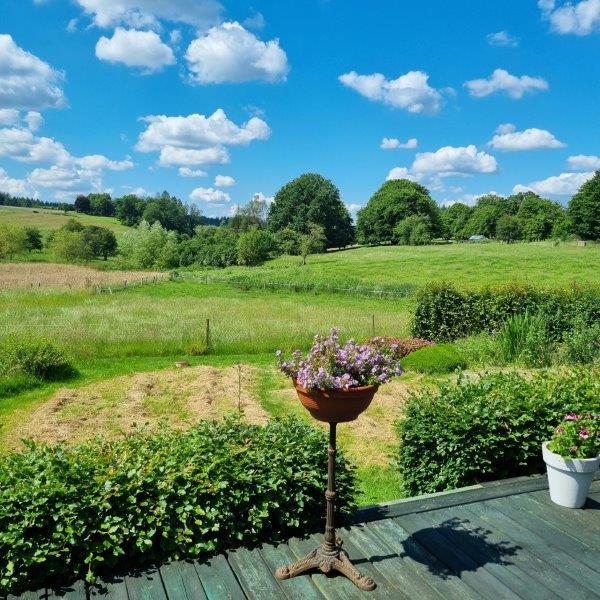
(0, 417, 356, 594)
(412, 283, 600, 342)
(395, 370, 600, 496)
(401, 344, 466, 374)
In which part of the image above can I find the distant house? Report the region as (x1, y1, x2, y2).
(468, 235, 488, 242)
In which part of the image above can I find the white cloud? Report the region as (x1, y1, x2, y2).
(252, 191, 273, 204)
(345, 202, 362, 215)
(137, 109, 270, 151)
(567, 154, 600, 170)
(243, 12, 266, 30)
(158, 145, 229, 166)
(0, 167, 32, 196)
(178, 167, 207, 177)
(130, 186, 147, 196)
(513, 171, 594, 197)
(96, 28, 175, 72)
(488, 123, 565, 150)
(539, 0, 600, 35)
(67, 18, 79, 33)
(27, 165, 103, 195)
(0, 109, 20, 126)
(190, 186, 230, 203)
(339, 70, 443, 114)
(487, 31, 519, 47)
(380, 137, 418, 150)
(464, 68, 549, 99)
(214, 174, 235, 186)
(24, 111, 44, 132)
(0, 34, 66, 110)
(185, 22, 289, 84)
(386, 167, 418, 181)
(73, 0, 223, 29)
(76, 154, 134, 170)
(412, 145, 498, 175)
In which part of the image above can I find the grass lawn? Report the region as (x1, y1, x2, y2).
(188, 241, 600, 291)
(0, 205, 130, 235)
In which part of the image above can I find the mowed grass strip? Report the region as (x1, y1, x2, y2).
(0, 280, 413, 358)
(191, 241, 600, 290)
(0, 205, 130, 234)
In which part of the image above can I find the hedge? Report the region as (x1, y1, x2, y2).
(412, 283, 600, 342)
(0, 417, 356, 594)
(395, 369, 600, 495)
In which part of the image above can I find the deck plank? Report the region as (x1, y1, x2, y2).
(227, 546, 287, 600)
(366, 519, 481, 600)
(257, 542, 325, 600)
(89, 577, 129, 600)
(124, 569, 167, 600)
(469, 498, 600, 596)
(487, 496, 600, 573)
(8, 591, 48, 600)
(46, 580, 86, 600)
(395, 511, 521, 600)
(194, 555, 245, 600)
(527, 489, 600, 532)
(429, 504, 564, 600)
(159, 562, 207, 600)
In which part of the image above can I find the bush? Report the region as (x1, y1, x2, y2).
(236, 228, 275, 266)
(0, 336, 76, 381)
(412, 282, 600, 342)
(393, 214, 433, 246)
(366, 336, 435, 359)
(401, 344, 466, 374)
(561, 320, 600, 365)
(395, 370, 600, 495)
(0, 417, 356, 594)
(497, 312, 555, 367)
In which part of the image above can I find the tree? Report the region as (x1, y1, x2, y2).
(0, 224, 27, 258)
(230, 195, 269, 232)
(568, 170, 600, 240)
(394, 215, 434, 245)
(23, 227, 43, 252)
(82, 226, 117, 260)
(50, 229, 92, 262)
(267, 173, 354, 249)
(142, 192, 189, 233)
(514, 193, 564, 241)
(118, 221, 180, 269)
(273, 227, 302, 255)
(236, 228, 275, 266)
(116, 194, 145, 226)
(463, 198, 505, 238)
(63, 218, 85, 232)
(74, 195, 91, 214)
(496, 215, 523, 243)
(356, 179, 442, 245)
(440, 203, 472, 240)
(300, 224, 327, 265)
(179, 226, 239, 267)
(88, 193, 115, 216)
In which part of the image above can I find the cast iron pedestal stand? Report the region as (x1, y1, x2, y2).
(275, 422, 376, 591)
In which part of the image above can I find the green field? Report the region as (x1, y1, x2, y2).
(0, 205, 130, 235)
(191, 241, 600, 291)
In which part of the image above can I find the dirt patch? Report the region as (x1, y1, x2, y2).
(5, 365, 268, 450)
(0, 262, 165, 290)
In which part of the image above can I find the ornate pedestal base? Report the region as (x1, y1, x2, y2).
(275, 536, 375, 591)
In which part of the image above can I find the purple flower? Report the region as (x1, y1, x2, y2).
(579, 429, 590, 440)
(564, 413, 580, 421)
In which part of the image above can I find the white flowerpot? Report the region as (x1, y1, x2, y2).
(542, 442, 599, 509)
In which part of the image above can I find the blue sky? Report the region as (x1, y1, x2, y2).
(1, 0, 599, 216)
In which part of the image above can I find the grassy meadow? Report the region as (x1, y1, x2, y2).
(0, 205, 130, 235)
(1, 240, 599, 505)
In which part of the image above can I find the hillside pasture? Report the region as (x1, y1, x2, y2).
(192, 241, 600, 291)
(0, 205, 130, 235)
(0, 262, 164, 289)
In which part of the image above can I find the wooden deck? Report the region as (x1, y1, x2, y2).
(10, 475, 600, 600)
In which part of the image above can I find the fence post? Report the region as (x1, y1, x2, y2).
(205, 318, 210, 350)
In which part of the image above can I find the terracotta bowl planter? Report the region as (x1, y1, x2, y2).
(294, 381, 378, 423)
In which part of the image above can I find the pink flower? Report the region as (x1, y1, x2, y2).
(564, 413, 580, 421)
(579, 429, 590, 440)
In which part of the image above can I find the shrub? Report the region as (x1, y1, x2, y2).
(236, 228, 275, 266)
(561, 320, 600, 365)
(547, 413, 599, 459)
(395, 370, 600, 495)
(412, 282, 600, 342)
(497, 312, 555, 367)
(401, 344, 466, 374)
(393, 214, 433, 246)
(0, 336, 76, 381)
(0, 417, 355, 594)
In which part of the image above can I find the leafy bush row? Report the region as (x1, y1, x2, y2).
(412, 283, 600, 342)
(401, 344, 466, 374)
(0, 417, 355, 594)
(395, 370, 600, 495)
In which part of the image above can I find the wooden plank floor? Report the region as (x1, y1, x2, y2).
(9, 477, 600, 600)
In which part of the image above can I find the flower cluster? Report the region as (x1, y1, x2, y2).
(547, 413, 600, 459)
(277, 329, 403, 390)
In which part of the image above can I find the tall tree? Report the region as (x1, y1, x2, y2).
(74, 195, 91, 214)
(267, 173, 354, 249)
(356, 179, 442, 244)
(568, 170, 600, 241)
